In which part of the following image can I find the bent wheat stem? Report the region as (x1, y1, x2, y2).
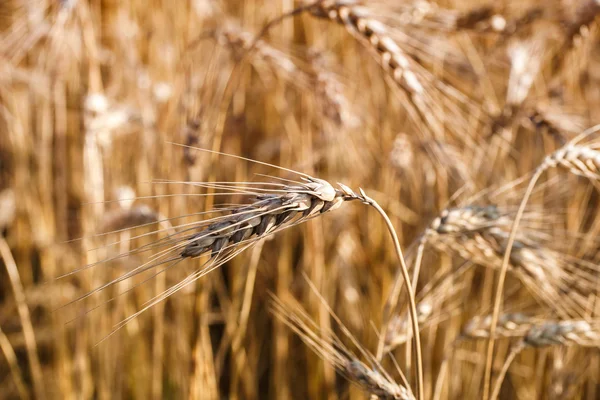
(357, 190, 423, 400)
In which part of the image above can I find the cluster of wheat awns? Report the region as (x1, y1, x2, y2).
(4, 0, 600, 399)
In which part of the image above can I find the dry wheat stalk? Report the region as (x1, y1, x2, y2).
(484, 130, 600, 398)
(0, 189, 15, 231)
(270, 294, 415, 400)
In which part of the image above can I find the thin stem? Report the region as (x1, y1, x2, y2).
(482, 166, 545, 400)
(362, 192, 423, 400)
(490, 342, 525, 400)
(0, 237, 45, 400)
(0, 324, 29, 399)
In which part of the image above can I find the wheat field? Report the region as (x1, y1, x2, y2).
(2, 0, 600, 399)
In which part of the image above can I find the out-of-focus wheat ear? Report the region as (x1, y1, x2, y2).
(269, 293, 415, 400)
(483, 125, 600, 400)
(523, 320, 600, 348)
(488, 37, 546, 139)
(206, 24, 355, 127)
(491, 320, 600, 400)
(307, 49, 359, 128)
(523, 102, 588, 145)
(552, 0, 600, 73)
(461, 313, 537, 340)
(451, 4, 543, 35)
(385, 263, 471, 352)
(425, 203, 593, 319)
(306, 1, 477, 152)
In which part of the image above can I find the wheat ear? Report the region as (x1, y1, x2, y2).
(483, 125, 600, 400)
(490, 319, 600, 400)
(462, 313, 536, 340)
(270, 294, 415, 400)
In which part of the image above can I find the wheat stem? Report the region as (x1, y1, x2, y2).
(490, 341, 526, 400)
(0, 237, 45, 400)
(360, 191, 423, 400)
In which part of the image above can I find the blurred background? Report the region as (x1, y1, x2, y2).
(2, 0, 600, 399)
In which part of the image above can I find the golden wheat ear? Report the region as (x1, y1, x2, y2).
(60, 146, 371, 342)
